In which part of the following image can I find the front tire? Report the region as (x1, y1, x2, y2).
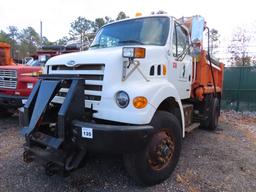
(0, 108, 14, 118)
(123, 111, 182, 186)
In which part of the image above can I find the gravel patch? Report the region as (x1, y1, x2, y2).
(0, 112, 255, 192)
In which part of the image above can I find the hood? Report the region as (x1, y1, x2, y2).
(0, 64, 42, 74)
(46, 47, 123, 67)
(46, 45, 167, 66)
(47, 45, 168, 84)
(0, 64, 40, 69)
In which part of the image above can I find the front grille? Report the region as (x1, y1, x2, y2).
(51, 64, 104, 103)
(0, 69, 17, 89)
(52, 64, 103, 71)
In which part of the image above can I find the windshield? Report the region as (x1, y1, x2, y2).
(90, 17, 170, 49)
(30, 60, 43, 66)
(26, 56, 48, 66)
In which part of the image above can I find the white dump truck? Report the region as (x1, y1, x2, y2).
(21, 14, 224, 186)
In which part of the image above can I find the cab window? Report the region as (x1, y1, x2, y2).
(172, 22, 189, 58)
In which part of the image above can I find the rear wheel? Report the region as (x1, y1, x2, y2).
(208, 97, 220, 130)
(200, 96, 220, 131)
(123, 111, 182, 186)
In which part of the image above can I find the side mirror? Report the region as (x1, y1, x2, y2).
(191, 46, 201, 57)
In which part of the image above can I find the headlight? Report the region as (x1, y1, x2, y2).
(115, 91, 129, 108)
(27, 83, 33, 89)
(122, 47, 135, 58)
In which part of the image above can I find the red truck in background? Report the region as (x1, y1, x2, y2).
(0, 43, 80, 116)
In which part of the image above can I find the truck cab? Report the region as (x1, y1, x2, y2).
(0, 56, 43, 116)
(47, 16, 191, 128)
(0, 45, 81, 116)
(21, 15, 223, 185)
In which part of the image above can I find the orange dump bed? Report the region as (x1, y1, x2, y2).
(192, 50, 224, 100)
(0, 42, 14, 66)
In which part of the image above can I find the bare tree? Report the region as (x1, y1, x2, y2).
(116, 11, 129, 21)
(228, 27, 251, 66)
(209, 29, 220, 55)
(151, 10, 167, 15)
(94, 18, 106, 32)
(69, 16, 94, 45)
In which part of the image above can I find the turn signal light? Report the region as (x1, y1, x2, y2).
(21, 71, 43, 77)
(134, 47, 146, 58)
(32, 71, 43, 76)
(133, 96, 148, 109)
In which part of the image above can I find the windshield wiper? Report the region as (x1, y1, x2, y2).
(119, 40, 144, 45)
(90, 44, 100, 48)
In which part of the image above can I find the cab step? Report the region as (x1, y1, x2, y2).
(185, 122, 200, 133)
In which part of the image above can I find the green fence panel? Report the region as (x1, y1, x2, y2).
(222, 66, 256, 111)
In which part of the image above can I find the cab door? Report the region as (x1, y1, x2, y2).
(170, 22, 192, 99)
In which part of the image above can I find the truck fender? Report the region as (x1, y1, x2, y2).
(149, 84, 185, 138)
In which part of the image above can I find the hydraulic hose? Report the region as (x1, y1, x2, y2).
(206, 27, 217, 97)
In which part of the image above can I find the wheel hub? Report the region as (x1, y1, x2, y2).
(148, 131, 175, 171)
(161, 144, 170, 157)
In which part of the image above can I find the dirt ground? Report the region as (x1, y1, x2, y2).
(0, 111, 255, 192)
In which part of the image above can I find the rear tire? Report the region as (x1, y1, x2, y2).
(208, 97, 220, 130)
(123, 111, 182, 186)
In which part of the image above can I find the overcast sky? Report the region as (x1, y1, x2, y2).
(0, 0, 255, 43)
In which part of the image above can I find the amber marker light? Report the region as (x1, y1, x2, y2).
(163, 64, 167, 76)
(133, 96, 148, 109)
(135, 12, 142, 17)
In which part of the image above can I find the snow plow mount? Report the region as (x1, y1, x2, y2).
(20, 74, 89, 175)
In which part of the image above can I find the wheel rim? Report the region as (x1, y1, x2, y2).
(147, 130, 175, 171)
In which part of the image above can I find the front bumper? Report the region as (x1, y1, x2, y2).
(22, 120, 154, 175)
(0, 93, 27, 108)
(22, 119, 154, 155)
(72, 120, 154, 153)
(20, 76, 155, 175)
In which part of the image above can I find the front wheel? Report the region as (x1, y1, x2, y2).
(0, 108, 15, 118)
(123, 111, 182, 186)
